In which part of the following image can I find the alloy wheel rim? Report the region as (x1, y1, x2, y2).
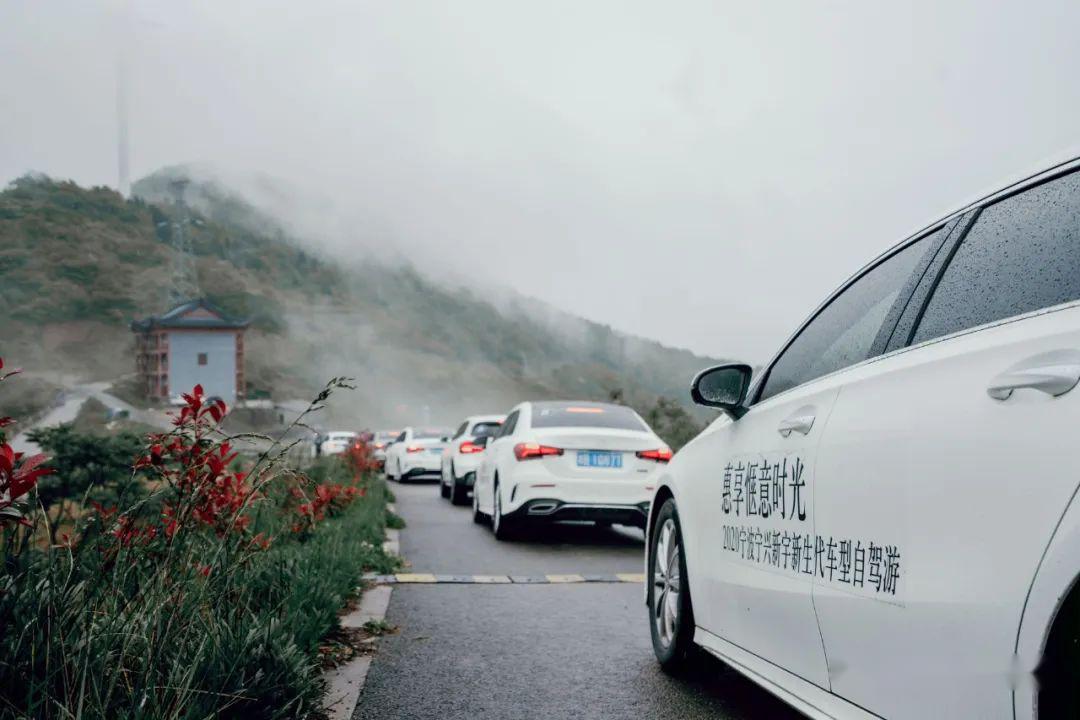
(652, 518, 681, 648)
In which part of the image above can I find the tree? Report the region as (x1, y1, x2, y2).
(26, 424, 145, 543)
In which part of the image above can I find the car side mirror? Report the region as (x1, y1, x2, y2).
(690, 363, 753, 419)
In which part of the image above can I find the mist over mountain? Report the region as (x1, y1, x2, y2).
(0, 168, 722, 431)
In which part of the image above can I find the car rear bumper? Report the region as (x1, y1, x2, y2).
(403, 467, 441, 480)
(506, 499, 650, 528)
(402, 455, 441, 473)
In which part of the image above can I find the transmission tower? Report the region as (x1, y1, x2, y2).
(166, 179, 200, 306)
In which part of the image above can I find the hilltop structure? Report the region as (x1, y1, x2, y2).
(131, 298, 250, 404)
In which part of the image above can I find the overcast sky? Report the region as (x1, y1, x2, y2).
(3, 0, 1080, 362)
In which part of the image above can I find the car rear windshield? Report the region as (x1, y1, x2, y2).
(414, 429, 449, 440)
(471, 421, 502, 437)
(530, 403, 647, 431)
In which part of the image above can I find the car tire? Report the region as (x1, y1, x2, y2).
(440, 478, 450, 498)
(648, 497, 696, 672)
(450, 476, 468, 506)
(492, 480, 517, 541)
(472, 487, 486, 525)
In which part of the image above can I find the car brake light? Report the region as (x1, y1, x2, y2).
(459, 440, 484, 454)
(636, 448, 673, 463)
(514, 442, 563, 461)
(406, 444, 424, 453)
(374, 442, 386, 449)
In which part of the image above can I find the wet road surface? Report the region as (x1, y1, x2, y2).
(352, 480, 801, 719)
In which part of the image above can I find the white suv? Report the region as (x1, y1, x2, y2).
(440, 414, 504, 505)
(646, 158, 1080, 720)
(474, 401, 671, 539)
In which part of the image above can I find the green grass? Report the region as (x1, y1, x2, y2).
(0, 459, 399, 720)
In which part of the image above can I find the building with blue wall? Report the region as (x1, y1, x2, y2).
(131, 299, 250, 404)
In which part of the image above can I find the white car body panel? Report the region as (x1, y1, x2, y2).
(647, 159, 1080, 719)
(694, 628, 876, 720)
(320, 431, 357, 456)
(384, 427, 449, 480)
(475, 402, 667, 527)
(810, 302, 1080, 718)
(441, 414, 505, 489)
(677, 380, 838, 689)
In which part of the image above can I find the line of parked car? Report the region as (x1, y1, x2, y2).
(317, 157, 1080, 720)
(375, 400, 674, 541)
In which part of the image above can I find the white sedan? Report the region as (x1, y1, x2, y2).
(369, 429, 400, 470)
(318, 431, 358, 456)
(384, 427, 451, 482)
(440, 414, 504, 505)
(646, 157, 1080, 719)
(473, 401, 671, 539)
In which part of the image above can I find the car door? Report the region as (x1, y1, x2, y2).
(812, 167, 1080, 719)
(682, 230, 941, 689)
(477, 408, 520, 514)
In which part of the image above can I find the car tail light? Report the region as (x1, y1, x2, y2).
(636, 448, 673, 463)
(514, 442, 563, 461)
(406, 444, 424, 453)
(374, 442, 386, 450)
(459, 440, 484, 454)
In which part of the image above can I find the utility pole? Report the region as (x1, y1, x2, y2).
(114, 0, 131, 196)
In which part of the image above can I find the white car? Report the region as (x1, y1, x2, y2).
(440, 414, 505, 505)
(645, 157, 1080, 720)
(369, 429, 400, 470)
(318, 430, 358, 456)
(384, 427, 451, 482)
(473, 401, 671, 539)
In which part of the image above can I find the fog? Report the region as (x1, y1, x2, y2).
(3, 0, 1080, 364)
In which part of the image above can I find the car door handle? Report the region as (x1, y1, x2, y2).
(777, 411, 815, 437)
(986, 349, 1080, 401)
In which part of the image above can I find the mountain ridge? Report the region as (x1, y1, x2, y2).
(0, 169, 722, 433)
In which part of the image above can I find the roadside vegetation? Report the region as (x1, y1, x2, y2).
(0, 363, 398, 719)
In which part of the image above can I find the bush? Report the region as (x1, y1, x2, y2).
(0, 375, 399, 719)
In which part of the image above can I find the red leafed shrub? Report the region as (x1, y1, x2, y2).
(129, 384, 258, 543)
(343, 439, 381, 480)
(0, 358, 54, 528)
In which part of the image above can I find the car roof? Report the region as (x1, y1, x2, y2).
(467, 414, 505, 424)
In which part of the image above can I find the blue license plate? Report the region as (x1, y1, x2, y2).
(576, 450, 622, 468)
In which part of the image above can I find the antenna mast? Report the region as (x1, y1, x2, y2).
(167, 179, 200, 306)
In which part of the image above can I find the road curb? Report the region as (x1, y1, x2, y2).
(321, 492, 400, 719)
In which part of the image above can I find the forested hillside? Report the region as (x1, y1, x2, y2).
(0, 171, 721, 433)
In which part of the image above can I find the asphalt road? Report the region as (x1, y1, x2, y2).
(352, 480, 801, 720)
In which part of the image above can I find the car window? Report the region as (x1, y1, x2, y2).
(452, 421, 468, 440)
(470, 421, 502, 438)
(912, 169, 1080, 344)
(500, 411, 519, 437)
(757, 234, 935, 403)
(395, 431, 406, 443)
(529, 401, 647, 430)
(414, 428, 449, 440)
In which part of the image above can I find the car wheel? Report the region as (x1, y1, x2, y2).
(492, 481, 516, 540)
(648, 498, 696, 671)
(440, 476, 450, 498)
(450, 476, 468, 506)
(472, 485, 487, 525)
